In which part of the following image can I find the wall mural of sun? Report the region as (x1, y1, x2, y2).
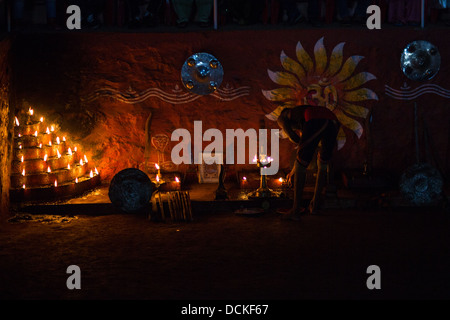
(263, 37, 378, 150)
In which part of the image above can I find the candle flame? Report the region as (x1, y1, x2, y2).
(90, 170, 93, 178)
(44, 154, 48, 161)
(50, 126, 54, 132)
(56, 137, 60, 144)
(29, 107, 34, 115)
(47, 166, 51, 173)
(21, 155, 24, 162)
(49, 141, 52, 146)
(80, 159, 83, 166)
(74, 147, 77, 152)
(243, 176, 247, 181)
(57, 150, 61, 158)
(22, 169, 25, 176)
(18, 134, 21, 137)
(278, 177, 283, 182)
(95, 167, 99, 175)
(155, 163, 160, 170)
(175, 176, 180, 183)
(68, 164, 71, 170)
(156, 175, 160, 182)
(39, 143, 42, 148)
(34, 131, 38, 137)
(15, 117, 19, 126)
(46, 127, 50, 134)
(252, 155, 257, 163)
(19, 145, 22, 149)
(63, 136, 66, 142)
(54, 180, 57, 187)
(75, 177, 78, 183)
(40, 117, 44, 122)
(22, 184, 26, 189)
(67, 148, 72, 155)
(84, 155, 88, 163)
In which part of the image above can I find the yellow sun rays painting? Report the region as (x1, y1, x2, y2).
(263, 37, 378, 150)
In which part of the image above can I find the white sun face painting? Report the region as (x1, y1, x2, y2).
(263, 37, 378, 150)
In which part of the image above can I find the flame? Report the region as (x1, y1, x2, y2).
(156, 175, 160, 182)
(47, 166, 51, 173)
(44, 154, 48, 161)
(22, 184, 26, 189)
(278, 177, 283, 182)
(40, 117, 44, 122)
(94, 167, 99, 175)
(79, 159, 83, 166)
(21, 156, 24, 162)
(49, 141, 52, 146)
(90, 170, 94, 178)
(84, 155, 88, 163)
(46, 127, 50, 134)
(57, 150, 61, 158)
(54, 180, 57, 187)
(39, 143, 42, 148)
(34, 131, 38, 137)
(74, 147, 77, 152)
(19, 145, 22, 149)
(22, 169, 25, 176)
(252, 155, 257, 163)
(29, 107, 34, 115)
(75, 177, 78, 183)
(68, 164, 71, 170)
(18, 134, 21, 137)
(175, 176, 180, 183)
(63, 136, 66, 142)
(50, 126, 54, 132)
(56, 137, 60, 144)
(242, 176, 247, 181)
(15, 117, 19, 126)
(155, 163, 160, 170)
(67, 148, 72, 155)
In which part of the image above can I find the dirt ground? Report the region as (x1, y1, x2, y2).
(1, 204, 450, 301)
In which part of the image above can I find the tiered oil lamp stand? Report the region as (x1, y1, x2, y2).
(9, 107, 100, 202)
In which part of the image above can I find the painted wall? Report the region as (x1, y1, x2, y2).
(0, 38, 12, 217)
(11, 28, 450, 184)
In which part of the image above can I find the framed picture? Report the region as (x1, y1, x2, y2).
(197, 153, 222, 183)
